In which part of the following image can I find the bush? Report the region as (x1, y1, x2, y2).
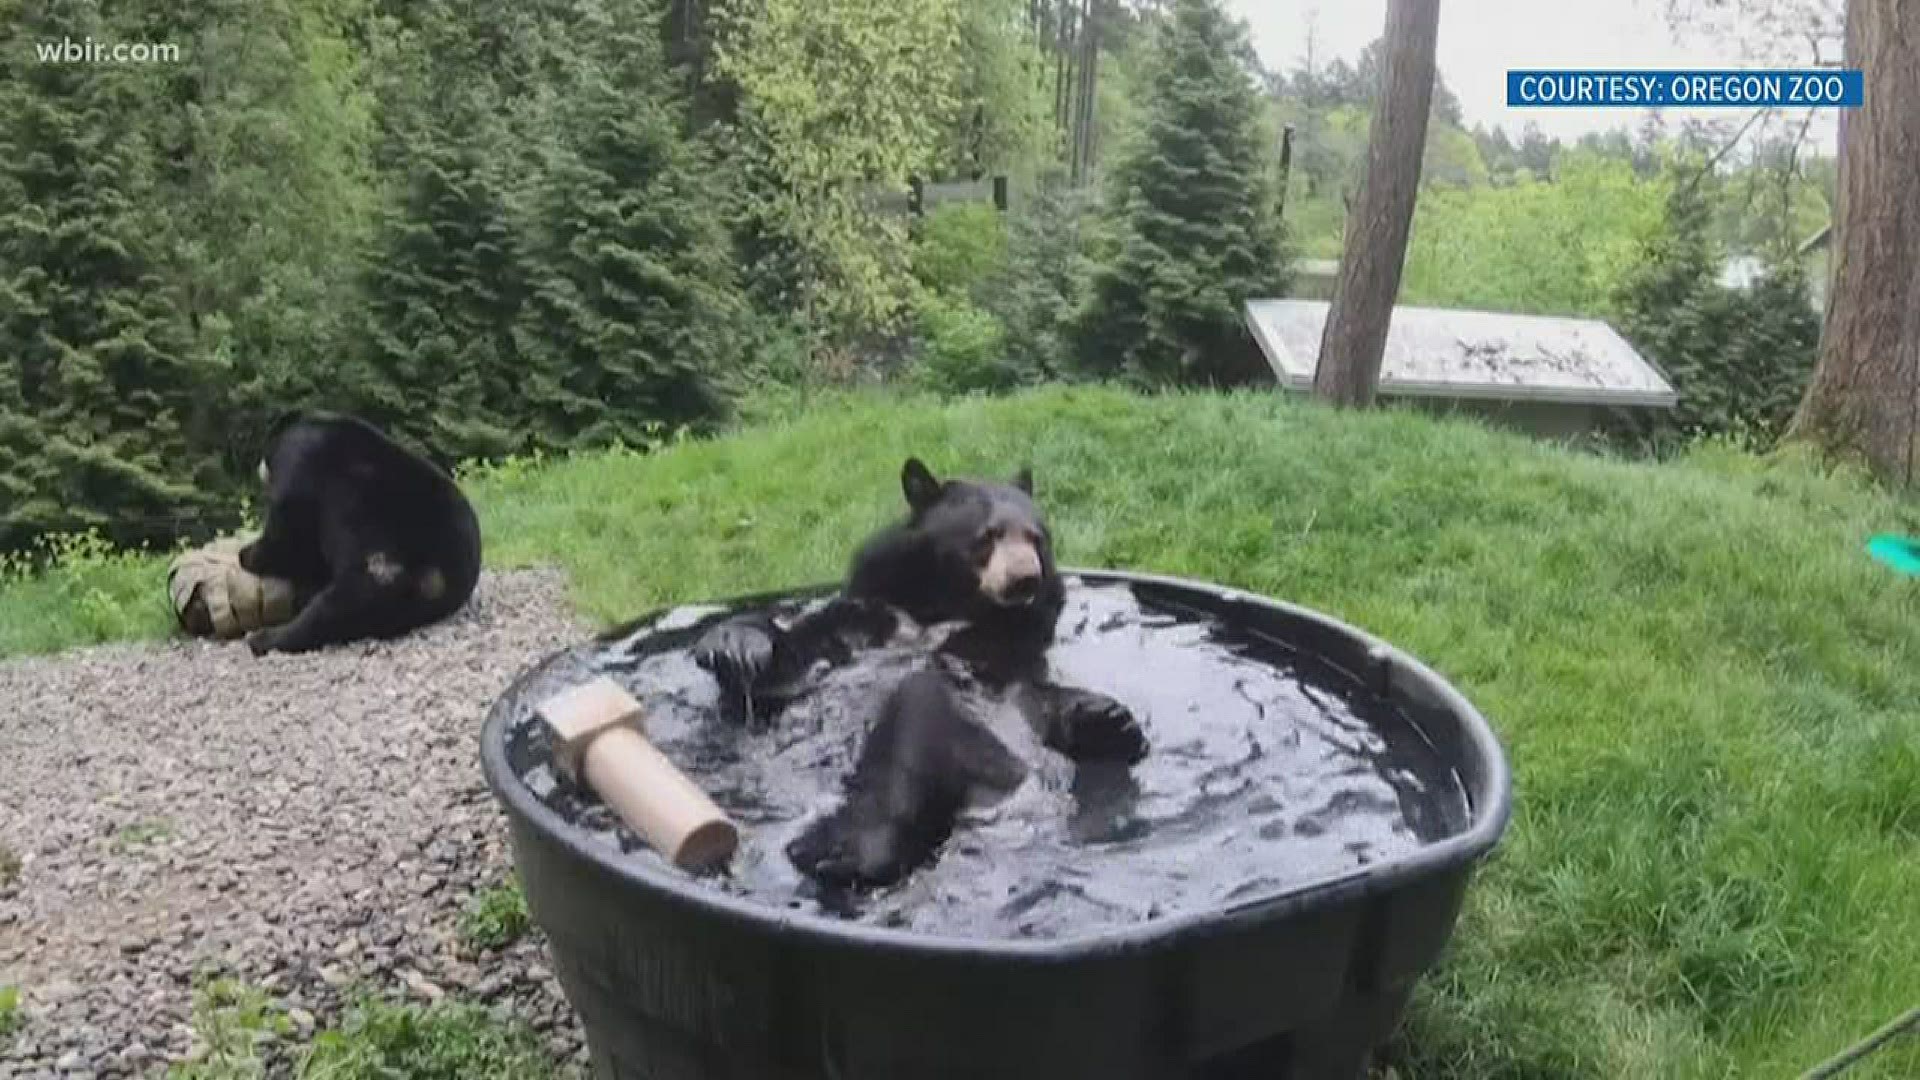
(976, 181, 1099, 386)
(908, 290, 1015, 396)
(1401, 153, 1668, 317)
(1608, 182, 1820, 451)
(912, 202, 1009, 298)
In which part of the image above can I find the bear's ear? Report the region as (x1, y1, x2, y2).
(265, 409, 305, 443)
(1012, 466, 1033, 495)
(902, 458, 942, 513)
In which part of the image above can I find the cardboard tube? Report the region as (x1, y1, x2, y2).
(577, 723, 739, 872)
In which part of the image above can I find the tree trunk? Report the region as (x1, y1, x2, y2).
(1311, 0, 1440, 408)
(1786, 0, 1920, 485)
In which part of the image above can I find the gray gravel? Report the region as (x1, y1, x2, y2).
(0, 569, 593, 1078)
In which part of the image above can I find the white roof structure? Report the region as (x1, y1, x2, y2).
(1244, 299, 1678, 409)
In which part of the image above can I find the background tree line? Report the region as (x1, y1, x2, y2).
(0, 0, 1840, 552)
(0, 0, 1295, 551)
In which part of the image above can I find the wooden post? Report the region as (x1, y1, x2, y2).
(1311, 0, 1441, 408)
(1277, 123, 1296, 222)
(993, 175, 1010, 212)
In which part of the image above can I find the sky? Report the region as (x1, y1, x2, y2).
(1224, 0, 1840, 145)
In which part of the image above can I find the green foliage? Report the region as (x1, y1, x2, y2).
(712, 0, 970, 344)
(0, 844, 18, 887)
(1400, 153, 1669, 316)
(113, 818, 175, 851)
(158, 980, 565, 1079)
(911, 203, 1009, 298)
(1608, 181, 1821, 449)
(1077, 0, 1289, 388)
(298, 998, 560, 1079)
(458, 883, 531, 952)
(939, 0, 1054, 179)
(3, 0, 740, 551)
(166, 979, 294, 1080)
(0, 1, 221, 549)
(354, 0, 744, 459)
(508, 0, 744, 449)
(975, 182, 1098, 386)
(0, 529, 172, 652)
(908, 290, 1013, 396)
(0, 0, 382, 551)
(0, 985, 17, 1039)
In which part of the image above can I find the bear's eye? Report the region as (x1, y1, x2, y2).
(970, 529, 998, 564)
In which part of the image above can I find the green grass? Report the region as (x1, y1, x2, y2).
(299, 998, 564, 1079)
(0, 529, 178, 655)
(167, 979, 293, 1080)
(0, 842, 18, 886)
(113, 818, 175, 852)
(162, 980, 564, 1079)
(0, 985, 20, 1040)
(5, 386, 1920, 1077)
(457, 883, 531, 952)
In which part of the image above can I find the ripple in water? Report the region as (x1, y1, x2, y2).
(497, 578, 1470, 942)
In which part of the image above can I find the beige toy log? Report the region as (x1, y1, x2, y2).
(167, 535, 299, 640)
(535, 676, 739, 872)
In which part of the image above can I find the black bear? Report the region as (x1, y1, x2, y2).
(694, 458, 1146, 888)
(238, 411, 482, 657)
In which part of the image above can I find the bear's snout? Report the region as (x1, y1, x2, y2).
(981, 538, 1044, 606)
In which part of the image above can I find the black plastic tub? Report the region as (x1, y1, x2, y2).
(480, 569, 1512, 1080)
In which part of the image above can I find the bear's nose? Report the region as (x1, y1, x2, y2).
(1005, 573, 1040, 604)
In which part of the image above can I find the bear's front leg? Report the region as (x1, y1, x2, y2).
(237, 516, 302, 578)
(1029, 683, 1148, 765)
(691, 612, 789, 729)
(247, 571, 400, 656)
(693, 599, 900, 730)
(787, 668, 1012, 889)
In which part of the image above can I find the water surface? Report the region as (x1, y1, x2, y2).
(497, 578, 1470, 941)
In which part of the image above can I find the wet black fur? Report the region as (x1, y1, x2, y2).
(693, 458, 1146, 889)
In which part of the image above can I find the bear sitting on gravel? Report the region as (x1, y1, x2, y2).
(693, 458, 1147, 888)
(239, 411, 482, 657)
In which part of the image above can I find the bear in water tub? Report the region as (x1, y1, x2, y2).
(692, 458, 1147, 888)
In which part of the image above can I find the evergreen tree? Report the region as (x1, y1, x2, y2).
(143, 0, 381, 470)
(0, 0, 218, 548)
(1076, 0, 1289, 388)
(1609, 180, 1820, 448)
(511, 0, 742, 448)
(357, 111, 530, 460)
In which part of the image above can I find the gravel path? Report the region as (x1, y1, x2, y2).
(0, 569, 593, 1078)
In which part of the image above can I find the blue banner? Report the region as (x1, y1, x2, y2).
(1507, 70, 1862, 108)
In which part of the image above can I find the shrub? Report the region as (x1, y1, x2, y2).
(1608, 182, 1820, 451)
(458, 884, 531, 952)
(976, 181, 1099, 386)
(912, 202, 1009, 298)
(1075, 0, 1290, 388)
(909, 290, 1015, 396)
